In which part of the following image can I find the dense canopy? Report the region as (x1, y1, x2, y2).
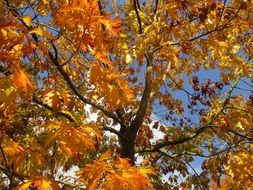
(0, 0, 253, 189)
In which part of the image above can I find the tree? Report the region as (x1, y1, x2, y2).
(0, 0, 252, 189)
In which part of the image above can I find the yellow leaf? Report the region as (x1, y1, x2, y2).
(125, 54, 132, 64)
(16, 180, 32, 190)
(0, 28, 8, 40)
(42, 0, 49, 5)
(30, 26, 43, 36)
(21, 15, 31, 27)
(59, 110, 76, 122)
(30, 26, 54, 39)
(46, 121, 100, 158)
(2, 136, 24, 156)
(139, 167, 156, 177)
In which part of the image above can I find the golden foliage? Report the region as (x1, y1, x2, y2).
(0, 0, 253, 189)
(90, 64, 134, 109)
(78, 151, 154, 190)
(46, 120, 101, 159)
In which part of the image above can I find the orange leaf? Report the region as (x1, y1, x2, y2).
(12, 68, 33, 95)
(17, 176, 60, 190)
(99, 16, 122, 36)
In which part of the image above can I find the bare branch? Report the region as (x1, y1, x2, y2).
(102, 125, 123, 139)
(32, 96, 76, 122)
(0, 165, 27, 181)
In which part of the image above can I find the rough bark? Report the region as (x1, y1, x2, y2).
(119, 125, 135, 165)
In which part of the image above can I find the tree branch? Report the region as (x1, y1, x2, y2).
(137, 125, 212, 153)
(0, 164, 27, 181)
(48, 43, 125, 127)
(33, 96, 122, 137)
(102, 126, 124, 139)
(130, 54, 152, 137)
(137, 79, 240, 153)
(0, 144, 9, 168)
(133, 0, 142, 34)
(154, 0, 159, 15)
(153, 1, 243, 53)
(32, 96, 76, 122)
(5, 0, 125, 128)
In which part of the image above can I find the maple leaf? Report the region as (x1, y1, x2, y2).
(99, 16, 122, 35)
(41, 89, 62, 111)
(90, 64, 134, 109)
(0, 78, 18, 115)
(12, 68, 33, 95)
(17, 176, 60, 190)
(46, 121, 101, 158)
(78, 152, 154, 190)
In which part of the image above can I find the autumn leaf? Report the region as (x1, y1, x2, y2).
(21, 15, 31, 27)
(12, 68, 33, 95)
(99, 16, 122, 35)
(90, 64, 134, 109)
(1, 0, 253, 189)
(46, 121, 101, 158)
(16, 180, 32, 190)
(90, 49, 114, 67)
(41, 89, 62, 111)
(16, 176, 60, 190)
(29, 26, 54, 39)
(1, 136, 25, 173)
(0, 78, 18, 115)
(30, 26, 44, 36)
(78, 152, 154, 190)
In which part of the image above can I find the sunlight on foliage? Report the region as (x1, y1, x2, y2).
(0, 0, 253, 189)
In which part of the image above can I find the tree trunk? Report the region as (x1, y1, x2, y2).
(119, 126, 135, 165)
(120, 137, 135, 165)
